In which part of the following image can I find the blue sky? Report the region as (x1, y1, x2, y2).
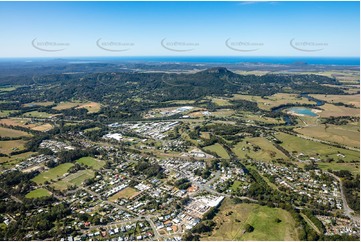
(0, 1, 359, 57)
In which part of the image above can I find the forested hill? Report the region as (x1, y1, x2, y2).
(0, 67, 343, 104)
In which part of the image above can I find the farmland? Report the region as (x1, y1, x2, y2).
(0, 140, 26, 155)
(310, 94, 360, 108)
(203, 143, 230, 159)
(0, 127, 31, 138)
(295, 124, 360, 148)
(318, 103, 359, 117)
(232, 137, 288, 161)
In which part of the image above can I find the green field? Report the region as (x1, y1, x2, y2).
(0, 110, 15, 117)
(25, 188, 52, 198)
(202, 199, 298, 241)
(204, 143, 230, 159)
(51, 169, 95, 190)
(232, 137, 288, 161)
(22, 111, 52, 118)
(76, 156, 105, 170)
(275, 132, 359, 162)
(32, 163, 74, 184)
(318, 162, 359, 176)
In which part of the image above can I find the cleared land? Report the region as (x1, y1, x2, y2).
(242, 113, 284, 125)
(201, 199, 298, 241)
(275, 132, 359, 162)
(0, 110, 15, 117)
(318, 103, 359, 117)
(25, 188, 52, 198)
(76, 102, 101, 113)
(22, 111, 53, 119)
(318, 162, 359, 176)
(310, 94, 360, 108)
(32, 163, 74, 184)
(203, 143, 230, 159)
(232, 137, 288, 161)
(76, 156, 105, 170)
(23, 101, 54, 107)
(53, 101, 82, 110)
(210, 97, 232, 107)
(51, 169, 95, 191)
(0, 118, 53, 131)
(0, 127, 31, 138)
(108, 187, 139, 202)
(0, 140, 26, 155)
(231, 93, 315, 111)
(295, 124, 360, 148)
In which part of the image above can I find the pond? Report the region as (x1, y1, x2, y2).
(287, 107, 318, 117)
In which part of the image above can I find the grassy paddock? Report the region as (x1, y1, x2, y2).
(204, 143, 230, 159)
(201, 198, 298, 241)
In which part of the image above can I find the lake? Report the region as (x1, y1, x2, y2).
(287, 107, 318, 117)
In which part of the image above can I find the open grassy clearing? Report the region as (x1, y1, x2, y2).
(210, 97, 232, 107)
(0, 118, 53, 131)
(0, 86, 22, 92)
(0, 140, 26, 155)
(232, 137, 288, 161)
(210, 109, 235, 117)
(76, 156, 105, 170)
(22, 111, 53, 118)
(0, 152, 36, 169)
(241, 113, 284, 125)
(51, 169, 95, 191)
(84, 127, 101, 133)
(53, 101, 82, 110)
(0, 127, 31, 138)
(295, 124, 360, 148)
(76, 102, 101, 113)
(275, 132, 359, 162)
(317, 162, 359, 176)
(32, 163, 74, 185)
(203, 143, 230, 159)
(310, 94, 360, 108)
(318, 103, 359, 117)
(0, 110, 16, 117)
(108, 187, 139, 202)
(31, 123, 53, 132)
(23, 101, 54, 107)
(25, 188, 52, 198)
(200, 132, 211, 139)
(201, 198, 298, 241)
(231, 93, 314, 111)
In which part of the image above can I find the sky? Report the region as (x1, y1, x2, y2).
(0, 1, 359, 58)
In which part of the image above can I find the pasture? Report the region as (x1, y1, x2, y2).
(232, 137, 288, 161)
(51, 169, 95, 190)
(0, 127, 31, 138)
(203, 143, 230, 159)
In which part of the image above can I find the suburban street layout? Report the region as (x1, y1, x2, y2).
(0, 1, 360, 241)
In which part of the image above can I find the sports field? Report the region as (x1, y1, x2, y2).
(76, 156, 105, 170)
(32, 163, 74, 184)
(25, 188, 52, 198)
(108, 187, 139, 202)
(51, 169, 95, 190)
